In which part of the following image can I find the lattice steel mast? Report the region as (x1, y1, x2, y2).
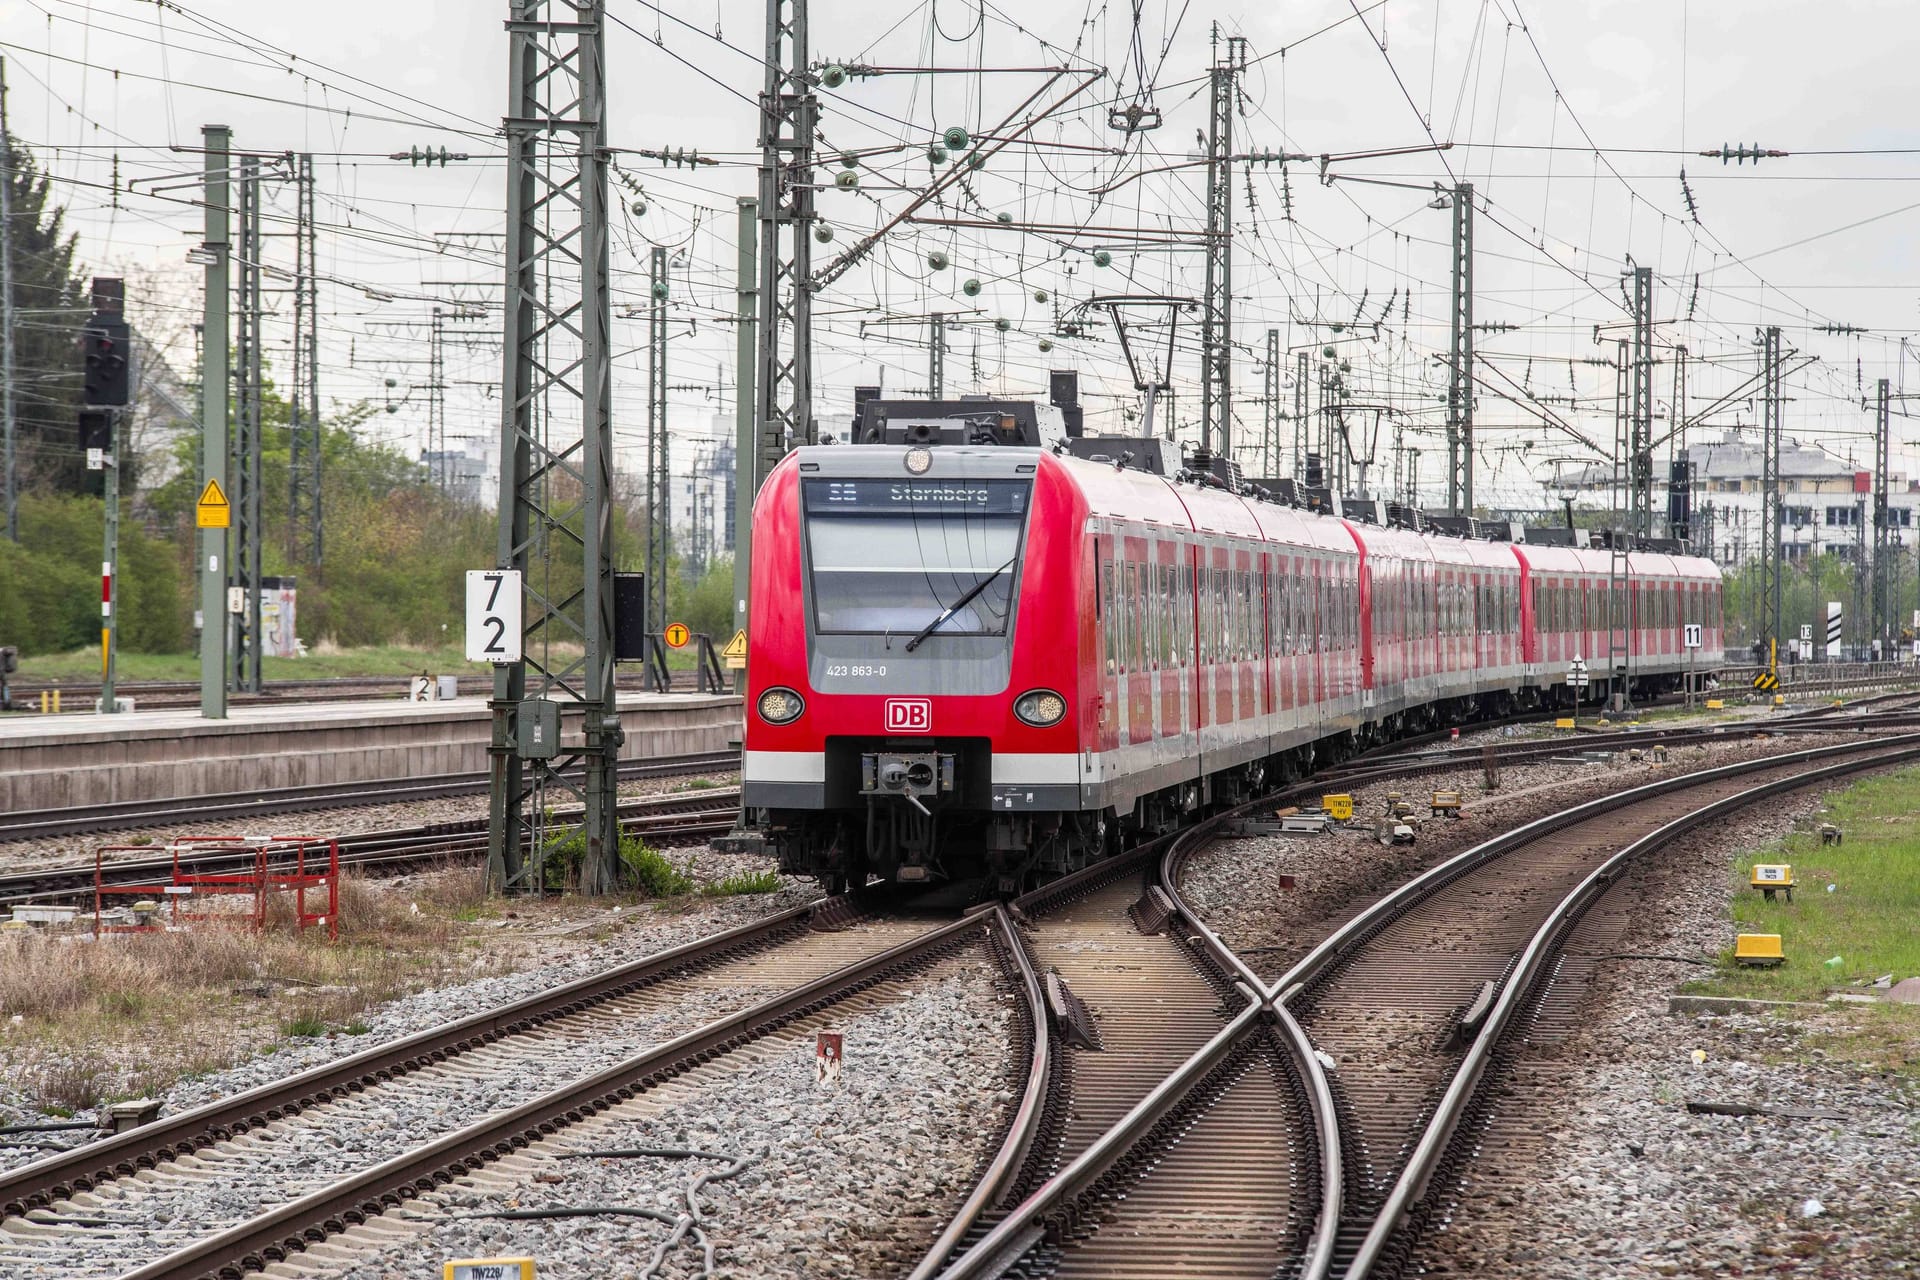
(1760, 325, 1784, 666)
(755, 0, 816, 468)
(1444, 183, 1474, 515)
(486, 0, 621, 895)
(1627, 265, 1654, 539)
(646, 245, 670, 635)
(1873, 376, 1892, 651)
(1199, 31, 1246, 459)
(288, 153, 323, 566)
(230, 158, 264, 694)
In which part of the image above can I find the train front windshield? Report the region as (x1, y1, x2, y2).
(803, 477, 1031, 638)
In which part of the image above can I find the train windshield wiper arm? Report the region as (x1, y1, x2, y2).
(903, 555, 1018, 652)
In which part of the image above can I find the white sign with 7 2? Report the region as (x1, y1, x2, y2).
(465, 570, 523, 663)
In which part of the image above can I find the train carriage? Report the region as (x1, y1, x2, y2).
(740, 437, 1726, 890)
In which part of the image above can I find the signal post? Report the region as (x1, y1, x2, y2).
(80, 277, 131, 713)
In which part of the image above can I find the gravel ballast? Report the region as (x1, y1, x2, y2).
(309, 960, 1014, 1280)
(0, 873, 819, 1178)
(1414, 770, 1920, 1275)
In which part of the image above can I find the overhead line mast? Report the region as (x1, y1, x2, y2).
(755, 0, 816, 467)
(1199, 29, 1246, 461)
(486, 0, 621, 895)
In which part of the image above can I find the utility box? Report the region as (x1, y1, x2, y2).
(517, 698, 561, 759)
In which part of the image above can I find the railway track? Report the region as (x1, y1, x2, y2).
(0, 785, 743, 909)
(0, 749, 739, 846)
(919, 729, 1920, 1280)
(1, 670, 717, 714)
(5, 721, 1913, 1277)
(0, 889, 1042, 1280)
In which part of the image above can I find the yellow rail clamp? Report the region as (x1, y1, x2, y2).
(1750, 863, 1795, 902)
(1554, 717, 1575, 729)
(1705, 699, 1724, 710)
(1322, 794, 1354, 822)
(1734, 934, 1785, 967)
(445, 1262, 535, 1280)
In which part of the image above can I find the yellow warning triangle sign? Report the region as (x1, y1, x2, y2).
(196, 478, 231, 529)
(721, 628, 748, 663)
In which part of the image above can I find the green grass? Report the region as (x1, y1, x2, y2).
(280, 1013, 330, 1038)
(702, 869, 783, 897)
(16, 643, 494, 684)
(1694, 765, 1920, 1004)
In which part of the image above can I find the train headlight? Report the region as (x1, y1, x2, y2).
(757, 686, 806, 725)
(903, 446, 934, 475)
(1013, 688, 1067, 727)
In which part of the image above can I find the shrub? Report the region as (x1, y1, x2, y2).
(623, 837, 693, 897)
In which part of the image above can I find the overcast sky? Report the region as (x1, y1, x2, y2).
(5, 0, 1920, 508)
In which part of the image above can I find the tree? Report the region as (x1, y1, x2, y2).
(3, 132, 89, 492)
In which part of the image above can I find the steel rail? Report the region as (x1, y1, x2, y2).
(928, 791, 1346, 1280)
(903, 903, 1052, 1280)
(929, 1003, 1266, 1280)
(0, 789, 743, 907)
(1269, 733, 1920, 1008)
(1160, 815, 1342, 1280)
(114, 906, 1001, 1280)
(0, 893, 832, 1220)
(0, 750, 740, 843)
(1341, 738, 1920, 1278)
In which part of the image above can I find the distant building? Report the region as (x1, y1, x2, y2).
(1558, 430, 1920, 568)
(422, 449, 487, 507)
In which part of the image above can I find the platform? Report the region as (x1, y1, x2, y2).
(0, 693, 742, 812)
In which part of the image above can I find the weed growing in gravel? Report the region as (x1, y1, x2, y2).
(623, 837, 694, 897)
(280, 1013, 329, 1038)
(538, 830, 694, 896)
(701, 869, 783, 897)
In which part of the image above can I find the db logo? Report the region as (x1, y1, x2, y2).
(885, 698, 933, 733)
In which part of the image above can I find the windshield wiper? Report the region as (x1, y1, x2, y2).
(903, 555, 1018, 652)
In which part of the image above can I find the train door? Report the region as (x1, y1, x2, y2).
(1097, 532, 1122, 755)
(1123, 537, 1152, 747)
(1158, 539, 1183, 754)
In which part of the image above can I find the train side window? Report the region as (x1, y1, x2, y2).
(1101, 552, 1115, 673)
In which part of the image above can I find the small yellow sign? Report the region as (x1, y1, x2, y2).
(195, 478, 231, 529)
(444, 1260, 535, 1280)
(721, 627, 748, 669)
(1321, 793, 1354, 822)
(664, 621, 691, 649)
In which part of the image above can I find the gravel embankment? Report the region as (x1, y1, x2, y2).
(1421, 784, 1920, 1277)
(296, 961, 1013, 1280)
(0, 872, 818, 1178)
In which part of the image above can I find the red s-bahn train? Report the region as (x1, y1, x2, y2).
(738, 409, 1724, 892)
